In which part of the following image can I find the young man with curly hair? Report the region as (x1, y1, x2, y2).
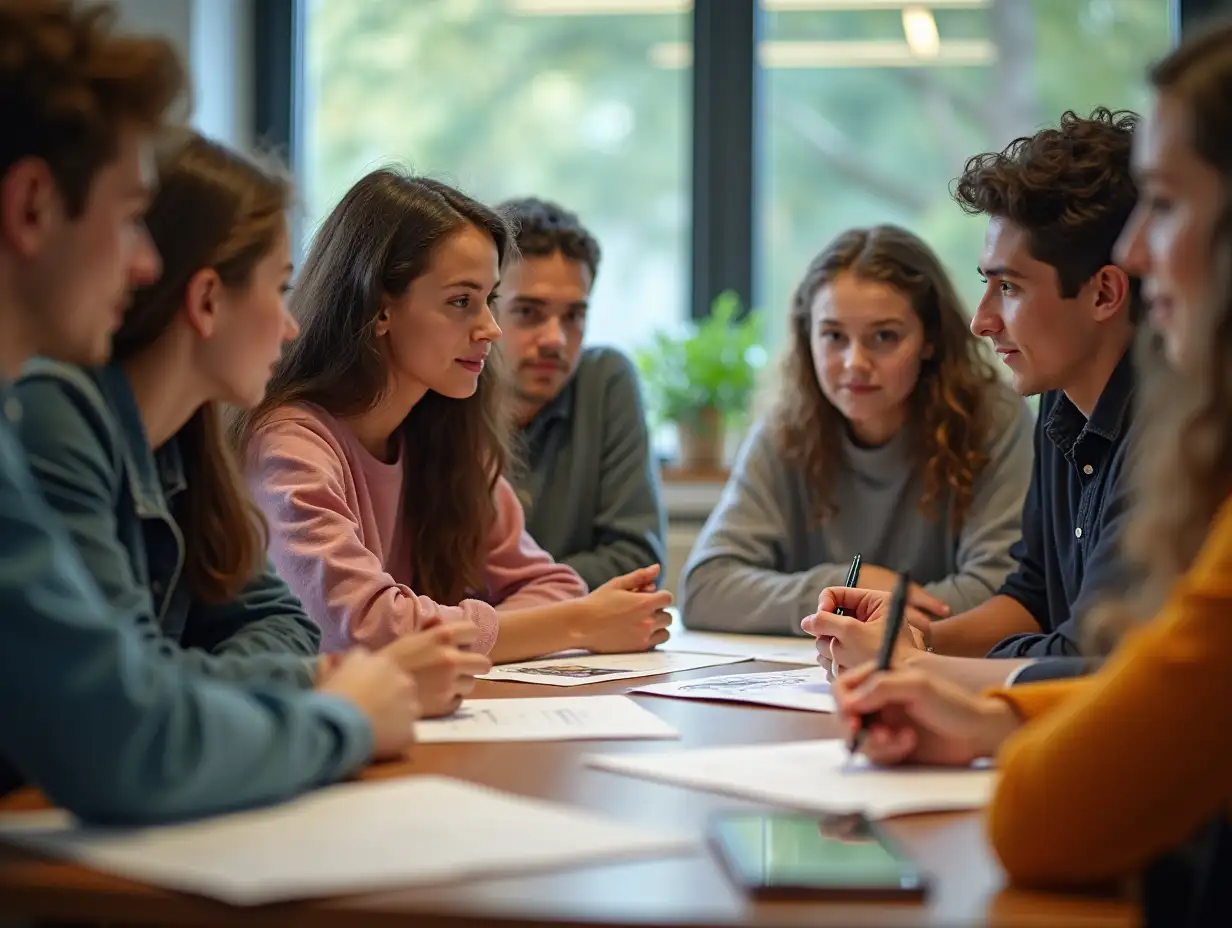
(809, 108, 1141, 690)
(495, 197, 666, 590)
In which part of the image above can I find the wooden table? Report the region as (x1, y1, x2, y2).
(0, 661, 1133, 927)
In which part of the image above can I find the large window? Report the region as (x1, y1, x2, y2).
(758, 0, 1173, 346)
(301, 0, 691, 356)
(298, 0, 1175, 373)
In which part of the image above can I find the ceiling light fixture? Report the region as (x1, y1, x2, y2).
(649, 38, 994, 69)
(509, 0, 989, 15)
(901, 6, 940, 56)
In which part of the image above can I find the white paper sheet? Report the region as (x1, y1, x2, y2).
(0, 776, 696, 906)
(587, 739, 994, 820)
(661, 615, 819, 665)
(417, 696, 679, 742)
(633, 666, 836, 713)
(480, 650, 748, 686)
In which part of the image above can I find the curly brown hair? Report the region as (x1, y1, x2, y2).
(954, 107, 1142, 315)
(0, 0, 184, 215)
(1089, 23, 1232, 651)
(234, 170, 515, 607)
(770, 225, 1000, 529)
(116, 131, 290, 604)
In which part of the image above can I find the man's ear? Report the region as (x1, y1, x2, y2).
(1090, 265, 1132, 323)
(183, 267, 223, 338)
(0, 158, 61, 260)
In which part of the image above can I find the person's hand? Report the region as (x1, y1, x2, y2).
(847, 565, 950, 628)
(578, 565, 674, 653)
(834, 661, 1022, 766)
(802, 586, 924, 677)
(318, 648, 420, 761)
(380, 622, 492, 718)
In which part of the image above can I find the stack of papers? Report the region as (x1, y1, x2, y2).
(481, 650, 748, 686)
(587, 739, 995, 819)
(417, 696, 679, 742)
(633, 666, 836, 713)
(0, 777, 696, 905)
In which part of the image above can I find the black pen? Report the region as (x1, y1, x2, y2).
(833, 553, 862, 617)
(847, 570, 911, 757)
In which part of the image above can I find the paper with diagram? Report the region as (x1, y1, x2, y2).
(633, 666, 835, 713)
(0, 776, 696, 905)
(481, 650, 748, 686)
(416, 696, 679, 742)
(587, 739, 995, 819)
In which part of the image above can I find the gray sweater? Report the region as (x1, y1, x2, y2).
(680, 384, 1034, 635)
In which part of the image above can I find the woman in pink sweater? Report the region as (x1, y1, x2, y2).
(236, 171, 672, 664)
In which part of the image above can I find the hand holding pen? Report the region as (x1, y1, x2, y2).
(847, 570, 911, 758)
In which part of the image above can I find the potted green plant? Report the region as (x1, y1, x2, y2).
(635, 290, 767, 470)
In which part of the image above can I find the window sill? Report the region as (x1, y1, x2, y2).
(659, 462, 727, 521)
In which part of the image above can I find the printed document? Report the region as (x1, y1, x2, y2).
(587, 739, 994, 819)
(417, 696, 679, 742)
(481, 650, 748, 686)
(0, 776, 695, 905)
(633, 666, 835, 713)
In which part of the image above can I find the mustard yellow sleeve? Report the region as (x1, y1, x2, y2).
(985, 499, 1232, 889)
(988, 676, 1094, 720)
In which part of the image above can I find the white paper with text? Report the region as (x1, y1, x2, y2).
(587, 739, 994, 819)
(482, 650, 748, 686)
(633, 666, 835, 712)
(0, 776, 695, 905)
(417, 696, 679, 742)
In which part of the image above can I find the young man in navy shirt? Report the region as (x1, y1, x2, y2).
(812, 108, 1140, 689)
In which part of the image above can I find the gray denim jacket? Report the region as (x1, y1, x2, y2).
(15, 361, 319, 687)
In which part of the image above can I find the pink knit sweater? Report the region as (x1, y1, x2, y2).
(245, 404, 587, 654)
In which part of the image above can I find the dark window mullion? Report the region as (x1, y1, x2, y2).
(1177, 0, 1232, 35)
(690, 0, 758, 320)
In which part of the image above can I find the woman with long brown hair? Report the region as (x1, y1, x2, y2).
(236, 169, 673, 664)
(13, 127, 423, 782)
(828, 22, 1232, 915)
(680, 224, 1033, 634)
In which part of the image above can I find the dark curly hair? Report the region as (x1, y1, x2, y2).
(771, 225, 1001, 530)
(953, 107, 1142, 315)
(499, 197, 601, 279)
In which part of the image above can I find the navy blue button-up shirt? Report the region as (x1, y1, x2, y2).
(990, 350, 1137, 658)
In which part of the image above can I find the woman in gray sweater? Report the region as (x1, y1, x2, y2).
(680, 225, 1033, 635)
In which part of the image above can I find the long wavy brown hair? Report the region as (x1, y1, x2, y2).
(770, 225, 1000, 529)
(233, 170, 514, 606)
(113, 129, 289, 603)
(1089, 22, 1232, 650)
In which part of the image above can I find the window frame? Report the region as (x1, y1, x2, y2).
(254, 0, 1194, 317)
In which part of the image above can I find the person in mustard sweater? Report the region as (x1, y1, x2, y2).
(826, 20, 1232, 898)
